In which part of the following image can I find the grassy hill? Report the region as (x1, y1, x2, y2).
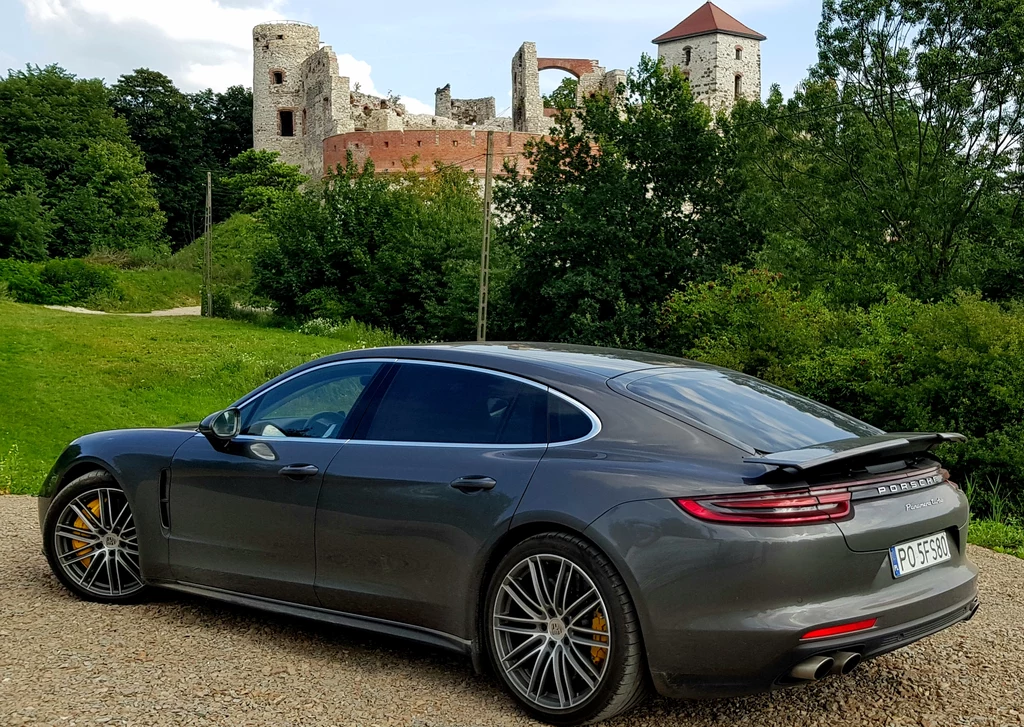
(0, 300, 373, 495)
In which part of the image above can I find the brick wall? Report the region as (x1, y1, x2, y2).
(323, 129, 544, 177)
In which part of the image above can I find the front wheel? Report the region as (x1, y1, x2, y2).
(44, 469, 148, 602)
(485, 533, 648, 725)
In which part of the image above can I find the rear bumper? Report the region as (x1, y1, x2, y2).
(650, 593, 979, 699)
(585, 499, 979, 700)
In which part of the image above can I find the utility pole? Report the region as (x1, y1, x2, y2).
(203, 171, 213, 317)
(477, 130, 494, 342)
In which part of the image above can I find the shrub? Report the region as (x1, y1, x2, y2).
(0, 257, 119, 306)
(659, 269, 1024, 510)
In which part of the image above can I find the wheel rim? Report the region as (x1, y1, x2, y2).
(492, 554, 611, 711)
(53, 487, 143, 597)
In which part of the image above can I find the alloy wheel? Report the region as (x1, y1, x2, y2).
(52, 487, 144, 597)
(492, 554, 612, 711)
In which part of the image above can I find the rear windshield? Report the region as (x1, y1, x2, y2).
(623, 368, 881, 453)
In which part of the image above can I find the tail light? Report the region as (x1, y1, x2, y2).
(676, 488, 852, 525)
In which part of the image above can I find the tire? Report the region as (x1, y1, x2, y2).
(43, 469, 149, 603)
(484, 532, 648, 725)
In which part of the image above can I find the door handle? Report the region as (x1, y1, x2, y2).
(279, 464, 320, 479)
(450, 475, 497, 493)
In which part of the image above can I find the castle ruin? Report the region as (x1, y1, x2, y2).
(253, 3, 763, 179)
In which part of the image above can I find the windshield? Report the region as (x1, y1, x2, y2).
(623, 368, 881, 453)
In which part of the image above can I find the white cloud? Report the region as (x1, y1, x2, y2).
(19, 0, 286, 90)
(399, 96, 434, 115)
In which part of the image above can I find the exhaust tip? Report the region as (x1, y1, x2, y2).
(790, 655, 835, 681)
(830, 651, 862, 676)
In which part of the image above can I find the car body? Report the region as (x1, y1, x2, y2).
(38, 343, 979, 724)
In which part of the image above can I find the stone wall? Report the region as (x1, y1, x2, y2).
(323, 129, 541, 177)
(299, 45, 353, 178)
(512, 42, 544, 134)
(658, 33, 761, 112)
(252, 22, 320, 170)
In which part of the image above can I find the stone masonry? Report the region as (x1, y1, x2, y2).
(253, 4, 765, 179)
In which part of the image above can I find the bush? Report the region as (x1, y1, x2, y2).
(254, 161, 483, 341)
(0, 257, 119, 306)
(659, 268, 1024, 510)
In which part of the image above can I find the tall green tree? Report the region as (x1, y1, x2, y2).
(111, 69, 209, 247)
(253, 159, 483, 341)
(0, 65, 165, 258)
(222, 150, 307, 214)
(731, 0, 1024, 304)
(494, 56, 759, 347)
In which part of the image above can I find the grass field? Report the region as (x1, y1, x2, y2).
(0, 300, 369, 494)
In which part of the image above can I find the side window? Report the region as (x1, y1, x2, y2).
(362, 364, 547, 444)
(241, 362, 382, 439)
(548, 392, 595, 443)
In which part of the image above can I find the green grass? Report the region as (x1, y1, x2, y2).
(968, 519, 1024, 558)
(0, 300, 378, 495)
(86, 268, 202, 312)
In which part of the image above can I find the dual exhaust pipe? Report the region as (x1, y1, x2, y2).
(790, 651, 862, 681)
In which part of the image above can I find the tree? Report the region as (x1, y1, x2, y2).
(493, 56, 760, 348)
(192, 85, 254, 165)
(731, 0, 1024, 304)
(253, 158, 484, 340)
(543, 77, 579, 110)
(111, 69, 209, 247)
(222, 150, 307, 214)
(0, 65, 165, 258)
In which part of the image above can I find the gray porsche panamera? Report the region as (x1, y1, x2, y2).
(38, 344, 979, 725)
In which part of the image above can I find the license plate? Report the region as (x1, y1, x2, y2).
(889, 532, 952, 578)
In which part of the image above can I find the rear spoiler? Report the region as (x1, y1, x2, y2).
(743, 432, 966, 473)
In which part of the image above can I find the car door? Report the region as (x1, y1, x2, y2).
(168, 360, 386, 605)
(315, 361, 549, 640)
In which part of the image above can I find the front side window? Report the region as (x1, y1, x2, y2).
(361, 363, 547, 444)
(242, 362, 382, 439)
(623, 368, 880, 453)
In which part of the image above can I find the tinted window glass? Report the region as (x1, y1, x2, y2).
(241, 362, 381, 439)
(363, 364, 546, 444)
(624, 369, 880, 452)
(548, 393, 594, 443)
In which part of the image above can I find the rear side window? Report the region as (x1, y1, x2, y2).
(548, 393, 594, 443)
(623, 369, 880, 453)
(362, 363, 547, 444)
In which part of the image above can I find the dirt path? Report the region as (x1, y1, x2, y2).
(44, 305, 202, 317)
(1, 494, 1022, 726)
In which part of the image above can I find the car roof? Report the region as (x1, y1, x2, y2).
(325, 342, 707, 381)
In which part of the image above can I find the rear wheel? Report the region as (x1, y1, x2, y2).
(485, 533, 648, 725)
(44, 470, 147, 602)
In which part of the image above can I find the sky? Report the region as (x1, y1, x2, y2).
(0, 0, 825, 114)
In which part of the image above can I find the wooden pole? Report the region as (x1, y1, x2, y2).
(477, 131, 494, 342)
(204, 171, 213, 317)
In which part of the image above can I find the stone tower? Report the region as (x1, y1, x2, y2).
(653, 2, 765, 112)
(252, 21, 321, 169)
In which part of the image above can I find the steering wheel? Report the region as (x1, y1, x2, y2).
(304, 410, 347, 439)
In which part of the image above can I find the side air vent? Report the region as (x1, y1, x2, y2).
(159, 469, 171, 529)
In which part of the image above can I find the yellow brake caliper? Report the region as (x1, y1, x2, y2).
(71, 498, 102, 568)
(591, 610, 609, 665)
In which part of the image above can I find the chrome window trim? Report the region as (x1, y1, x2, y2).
(547, 388, 602, 447)
(217, 356, 602, 448)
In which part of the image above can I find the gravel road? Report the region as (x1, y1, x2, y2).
(2, 494, 1022, 727)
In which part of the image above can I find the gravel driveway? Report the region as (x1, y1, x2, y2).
(2, 495, 1022, 727)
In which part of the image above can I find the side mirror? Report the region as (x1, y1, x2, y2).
(199, 408, 241, 443)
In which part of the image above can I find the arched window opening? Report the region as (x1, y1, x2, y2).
(734, 74, 743, 100)
(735, 46, 743, 61)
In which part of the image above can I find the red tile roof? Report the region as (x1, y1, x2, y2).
(653, 2, 766, 44)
